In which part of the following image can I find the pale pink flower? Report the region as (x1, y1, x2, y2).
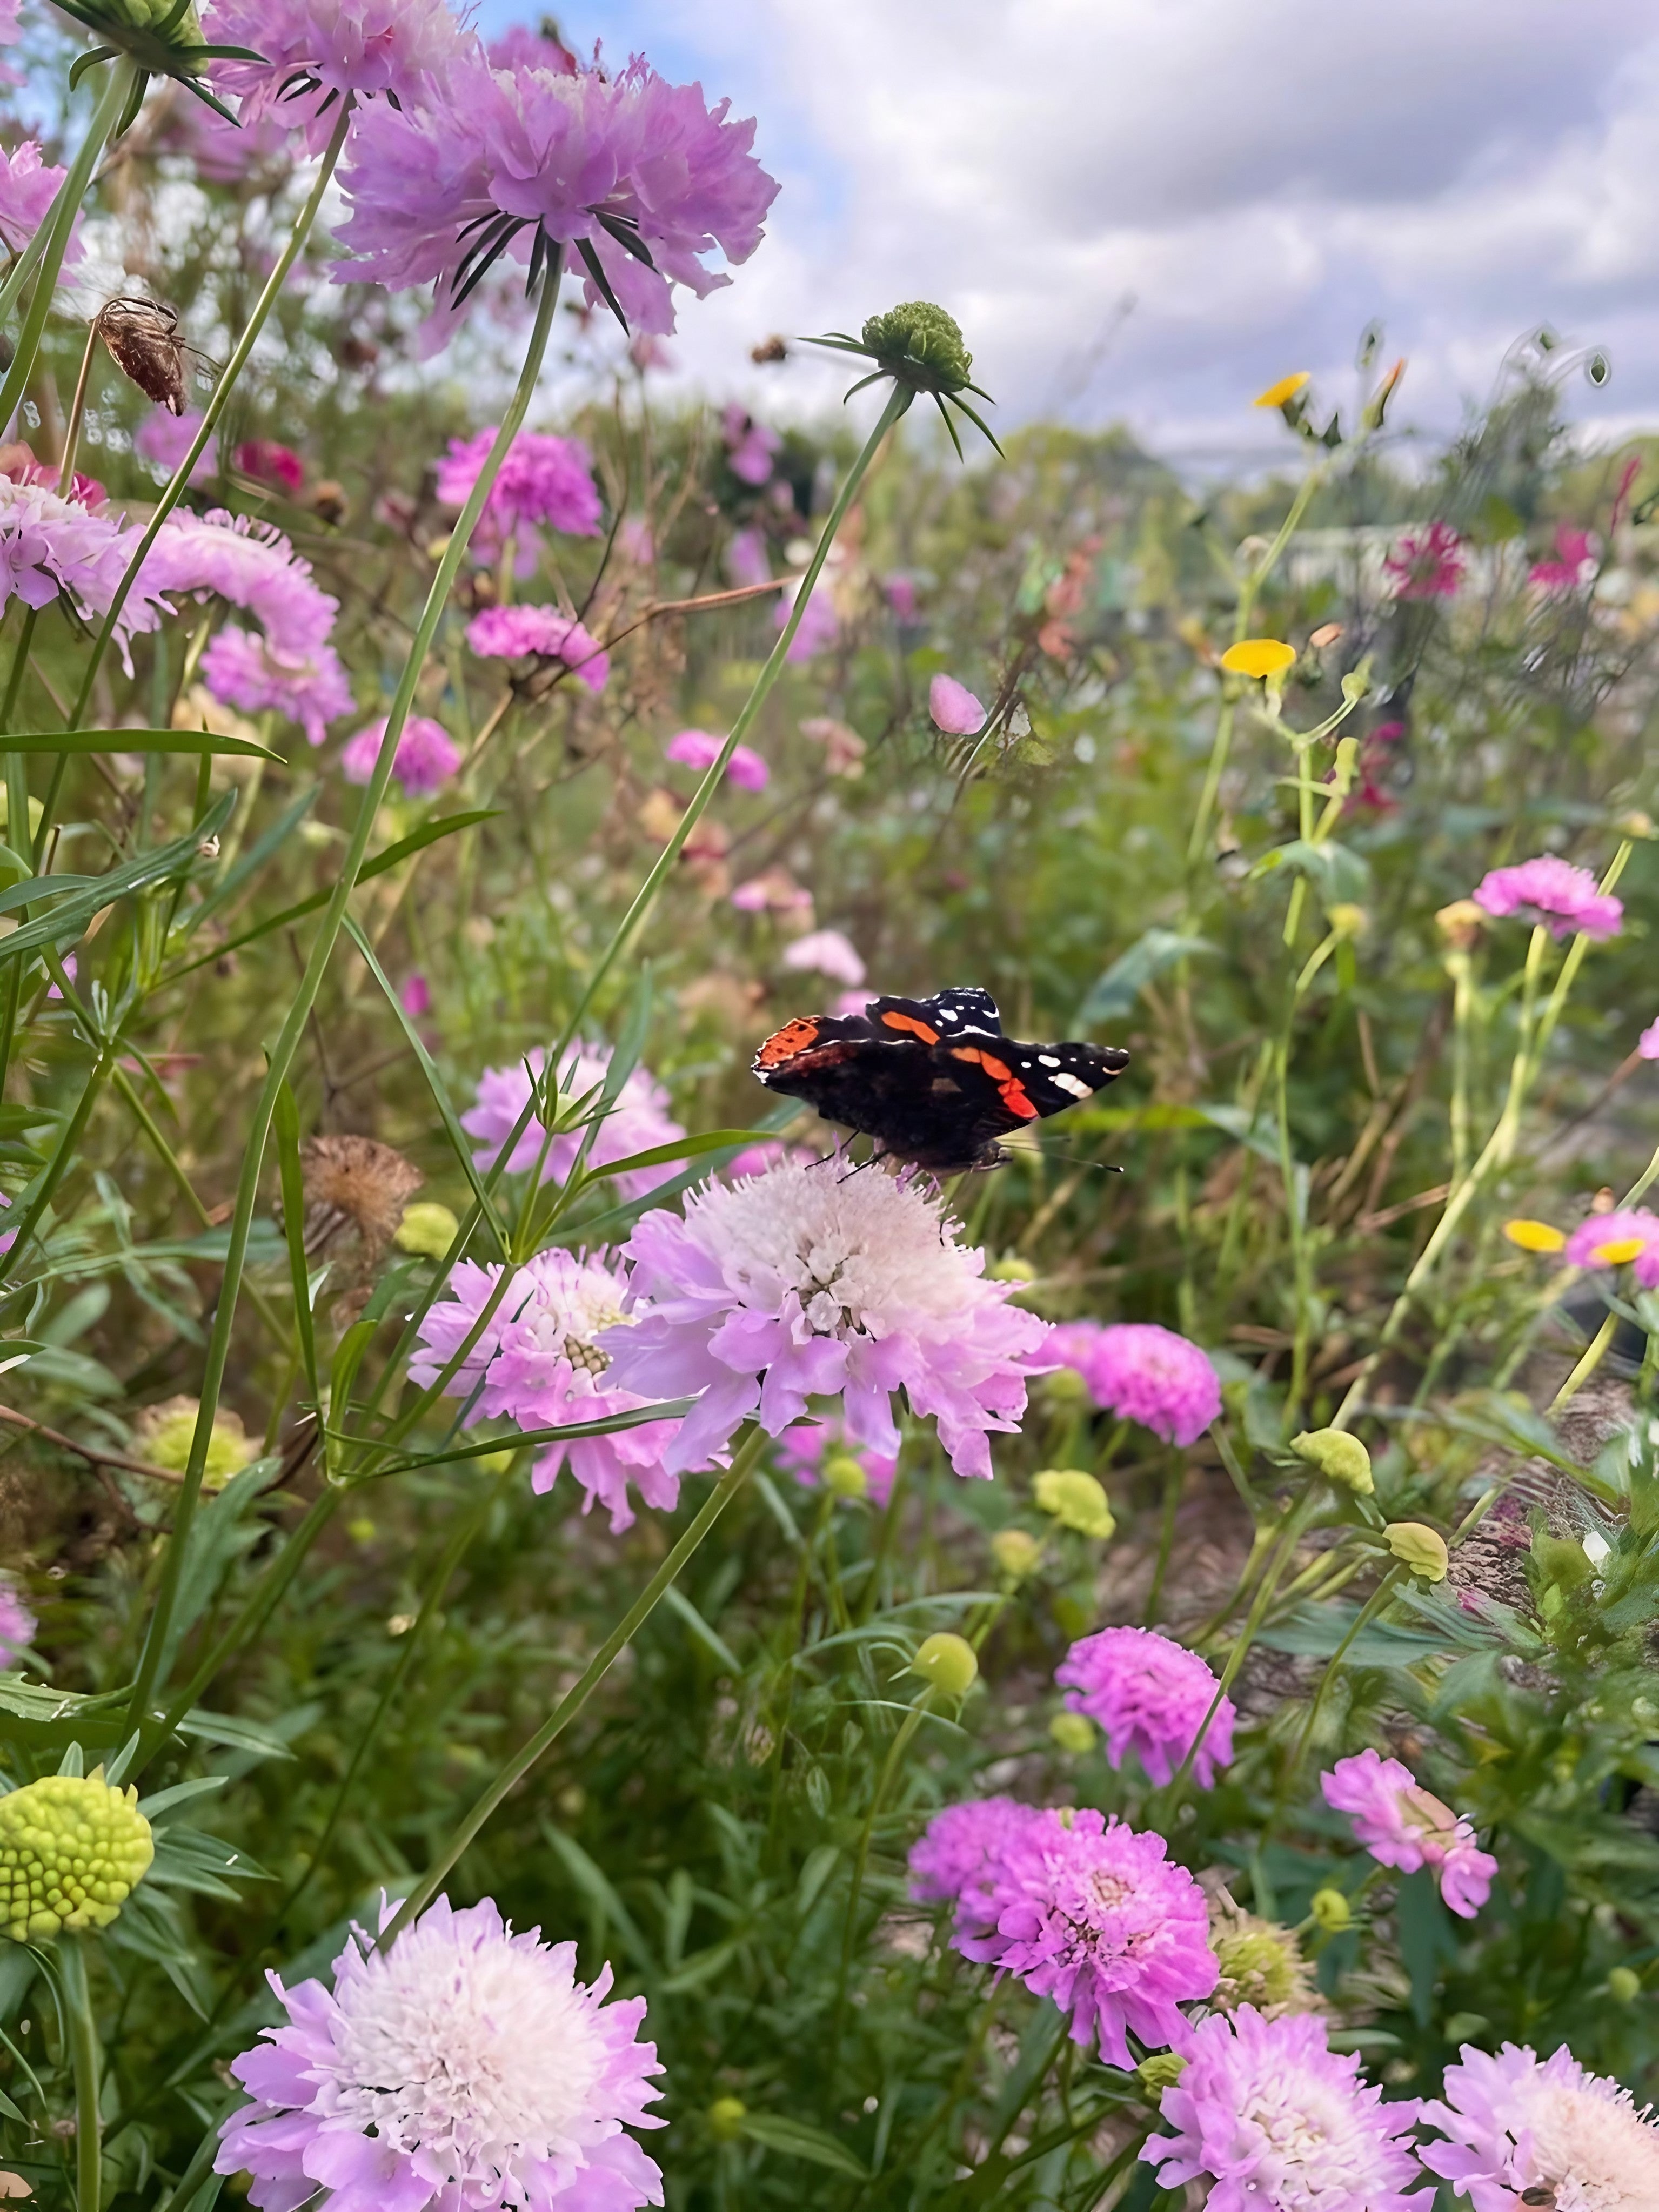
(1384, 519, 1464, 601)
(466, 604, 609, 692)
(781, 929, 865, 988)
(886, 574, 919, 621)
(1471, 854, 1622, 941)
(151, 89, 293, 182)
(1047, 1320, 1221, 1447)
(909, 1797, 1041, 1909)
(1639, 1018, 1659, 1060)
(722, 404, 779, 486)
(929, 674, 985, 735)
(0, 142, 83, 266)
(628, 333, 674, 373)
(725, 526, 770, 589)
(1143, 2006, 1423, 2212)
(142, 509, 339, 658)
(778, 580, 837, 660)
(1529, 525, 1597, 595)
(1421, 2040, 1659, 2211)
(461, 1047, 684, 1197)
(664, 729, 768, 791)
(135, 408, 218, 486)
(436, 426, 601, 541)
(205, 0, 470, 156)
(1056, 1626, 1235, 1789)
(774, 1418, 898, 1508)
(0, 477, 168, 669)
(339, 714, 459, 796)
(200, 627, 354, 746)
(0, 1572, 34, 1666)
(730, 869, 811, 915)
(0, 0, 22, 85)
(1563, 1207, 1659, 1290)
(1321, 1748, 1497, 1917)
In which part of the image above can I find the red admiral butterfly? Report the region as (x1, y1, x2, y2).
(752, 985, 1130, 1174)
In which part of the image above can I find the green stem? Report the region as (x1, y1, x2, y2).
(123, 266, 565, 1741)
(1550, 1312, 1619, 1413)
(380, 1428, 764, 1946)
(1173, 1487, 1317, 1797)
(1144, 1451, 1181, 1626)
(59, 1935, 101, 2212)
(0, 1034, 116, 1278)
(832, 1692, 933, 2062)
(1278, 1563, 1403, 1802)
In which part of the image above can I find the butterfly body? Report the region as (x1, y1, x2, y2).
(752, 986, 1129, 1174)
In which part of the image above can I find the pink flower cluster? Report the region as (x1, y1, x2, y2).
(1564, 1208, 1659, 1288)
(1529, 525, 1597, 595)
(664, 728, 768, 791)
(0, 477, 169, 668)
(1470, 854, 1622, 941)
(205, 0, 470, 154)
(339, 714, 461, 796)
(1321, 1749, 1497, 1918)
(1055, 1626, 1236, 1788)
(909, 1795, 1039, 1913)
(461, 1047, 684, 1199)
(1048, 1320, 1221, 1448)
(437, 427, 603, 547)
(467, 605, 609, 692)
(1384, 520, 1464, 600)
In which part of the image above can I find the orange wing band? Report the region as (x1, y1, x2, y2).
(949, 1044, 1039, 1118)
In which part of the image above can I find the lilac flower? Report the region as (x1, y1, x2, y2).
(215, 1894, 665, 2212)
(725, 526, 771, 589)
(199, 628, 353, 747)
(886, 575, 919, 621)
(731, 869, 811, 915)
(437, 426, 602, 541)
(781, 929, 866, 988)
(724, 1140, 816, 1181)
(722, 404, 780, 486)
(1421, 2041, 1659, 2211)
(1564, 1208, 1659, 1289)
(461, 1047, 684, 1197)
(1639, 1018, 1659, 1060)
(487, 22, 577, 72)
(0, 1192, 14, 1257)
(0, 0, 21, 85)
(411, 1249, 681, 1532)
(909, 1797, 1041, 1909)
(664, 728, 768, 791)
(0, 142, 83, 266)
(205, 0, 470, 156)
(1529, 525, 1597, 595)
(775, 1418, 898, 1508)
(466, 604, 609, 692)
(340, 714, 461, 796)
(778, 580, 838, 660)
(152, 90, 293, 183)
(603, 1156, 1053, 1482)
(333, 46, 779, 343)
(135, 408, 218, 486)
(0, 1573, 34, 1667)
(1048, 1321, 1221, 1449)
(1321, 1749, 1497, 1917)
(1142, 2006, 1424, 2212)
(929, 674, 985, 735)
(1384, 519, 1464, 601)
(1055, 1626, 1236, 1789)
(0, 478, 167, 668)
(1471, 854, 1622, 941)
(401, 973, 431, 1018)
(954, 1807, 1216, 2061)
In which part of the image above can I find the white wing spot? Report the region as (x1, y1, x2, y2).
(1051, 1072, 1092, 1098)
(1038, 1054, 1061, 1067)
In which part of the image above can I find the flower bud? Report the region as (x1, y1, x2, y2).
(1038, 1365, 1092, 1410)
(395, 1201, 460, 1258)
(1253, 372, 1310, 411)
(1033, 1468, 1116, 1540)
(1385, 1521, 1449, 1581)
(911, 1632, 978, 1698)
(0, 1773, 153, 1941)
(1436, 899, 1486, 949)
(1609, 1966, 1642, 2003)
(1049, 1711, 1094, 1755)
(1135, 2052, 1188, 2094)
(991, 1528, 1043, 1581)
(1309, 1887, 1352, 1933)
(987, 1252, 1035, 1284)
(821, 1451, 867, 1500)
(860, 301, 973, 394)
(133, 1395, 255, 1491)
(1289, 1427, 1374, 1496)
(1616, 810, 1655, 840)
(1327, 903, 1369, 939)
(707, 2096, 747, 2142)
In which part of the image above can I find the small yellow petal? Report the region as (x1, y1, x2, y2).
(1253, 371, 1310, 409)
(1220, 637, 1297, 679)
(1593, 1236, 1647, 1265)
(1503, 1218, 1566, 1254)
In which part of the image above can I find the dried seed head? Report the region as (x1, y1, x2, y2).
(299, 1134, 423, 1263)
(95, 297, 187, 415)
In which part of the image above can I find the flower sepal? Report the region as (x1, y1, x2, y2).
(806, 300, 1001, 458)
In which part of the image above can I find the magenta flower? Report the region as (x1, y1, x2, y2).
(1639, 1018, 1659, 1060)
(401, 973, 431, 1018)
(664, 728, 768, 791)
(909, 1796, 1041, 1908)
(466, 604, 610, 692)
(781, 929, 866, 988)
(333, 46, 779, 342)
(724, 1140, 816, 1180)
(775, 1418, 898, 1508)
(1056, 1626, 1236, 1789)
(0, 1573, 35, 1667)
(200, 628, 354, 746)
(1049, 1321, 1221, 1449)
(0, 447, 104, 508)
(1529, 525, 1597, 595)
(1143, 2006, 1424, 2212)
(135, 408, 218, 486)
(233, 439, 305, 495)
(0, 477, 167, 669)
(886, 575, 919, 621)
(778, 581, 838, 660)
(0, 142, 83, 266)
(954, 1807, 1216, 2061)
(1421, 2040, 1659, 2211)
(461, 1047, 684, 1197)
(215, 1894, 664, 2212)
(410, 1249, 682, 1532)
(340, 714, 460, 796)
(205, 0, 470, 156)
(1383, 519, 1464, 601)
(437, 426, 602, 541)
(1321, 1749, 1497, 1917)
(929, 674, 985, 735)
(143, 510, 340, 659)
(722, 405, 780, 486)
(1563, 1208, 1659, 1289)
(601, 1157, 1052, 1480)
(1470, 854, 1622, 942)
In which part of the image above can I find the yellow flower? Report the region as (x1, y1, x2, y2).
(1034, 1467, 1116, 1540)
(1386, 1520, 1449, 1581)
(1220, 638, 1296, 679)
(1593, 1236, 1646, 1265)
(1254, 371, 1310, 410)
(1503, 1218, 1566, 1255)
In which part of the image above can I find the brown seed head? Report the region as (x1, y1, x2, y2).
(299, 1135, 423, 1262)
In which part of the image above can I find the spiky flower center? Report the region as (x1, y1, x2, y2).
(0, 1774, 153, 1941)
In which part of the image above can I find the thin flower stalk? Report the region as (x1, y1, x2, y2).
(58, 1935, 102, 2212)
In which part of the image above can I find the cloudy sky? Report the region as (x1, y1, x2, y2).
(476, 0, 1659, 471)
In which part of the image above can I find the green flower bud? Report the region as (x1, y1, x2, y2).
(987, 1252, 1035, 1284)
(991, 1527, 1043, 1581)
(395, 1201, 460, 1259)
(0, 1773, 153, 1941)
(860, 301, 973, 395)
(1609, 1967, 1643, 2003)
(911, 1632, 978, 1698)
(821, 1451, 868, 1500)
(1309, 1887, 1352, 1933)
(1049, 1712, 1094, 1755)
(1135, 2052, 1187, 2095)
(1210, 1911, 1317, 2015)
(1038, 1365, 1092, 1410)
(1033, 1467, 1116, 1540)
(134, 1395, 255, 1491)
(1531, 1532, 1592, 1593)
(1289, 1427, 1374, 1496)
(1385, 1520, 1449, 1581)
(707, 2096, 747, 2142)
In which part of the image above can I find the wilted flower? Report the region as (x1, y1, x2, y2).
(603, 1157, 1052, 1479)
(1421, 2040, 1659, 2211)
(774, 1419, 897, 1508)
(466, 604, 609, 692)
(1471, 854, 1622, 941)
(0, 1773, 153, 1941)
(1321, 1748, 1497, 1917)
(955, 1807, 1217, 2061)
(781, 929, 865, 987)
(461, 1047, 684, 1197)
(1142, 2006, 1423, 2212)
(135, 406, 218, 485)
(0, 141, 83, 266)
(1564, 1207, 1659, 1286)
(929, 674, 985, 735)
(133, 1395, 257, 1489)
(909, 1795, 1041, 1911)
(215, 1895, 665, 2212)
(437, 425, 602, 544)
(205, 0, 470, 155)
(1384, 519, 1464, 600)
(1056, 1626, 1234, 1788)
(340, 713, 461, 797)
(1048, 1321, 1221, 1449)
(1528, 524, 1597, 595)
(665, 728, 768, 791)
(300, 1133, 424, 1265)
(0, 1575, 34, 1667)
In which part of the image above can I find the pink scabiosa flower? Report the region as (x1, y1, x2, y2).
(602, 1157, 1052, 1481)
(1529, 525, 1597, 595)
(0, 142, 83, 266)
(0, 1573, 35, 1666)
(135, 408, 218, 486)
(1639, 1018, 1659, 1060)
(1384, 519, 1464, 601)
(886, 574, 919, 621)
(1142, 2005, 1423, 2212)
(725, 525, 771, 589)
(333, 45, 779, 344)
(204, 0, 470, 156)
(1563, 1208, 1659, 1289)
(665, 728, 768, 791)
(199, 628, 354, 746)
(1470, 854, 1622, 942)
(0, 0, 22, 85)
(909, 1796, 1041, 1909)
(774, 1418, 898, 1508)
(954, 1807, 1216, 2061)
(1049, 1321, 1221, 1449)
(461, 1047, 684, 1197)
(410, 1249, 681, 1532)
(1421, 2040, 1659, 2211)
(722, 404, 780, 486)
(466, 604, 609, 692)
(778, 579, 838, 660)
(340, 714, 460, 797)
(437, 426, 602, 541)
(781, 929, 865, 988)
(215, 1894, 665, 2212)
(1055, 1626, 1235, 1789)
(1321, 1749, 1497, 1918)
(730, 868, 812, 915)
(929, 674, 986, 735)
(0, 477, 167, 669)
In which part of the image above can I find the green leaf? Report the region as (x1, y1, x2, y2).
(737, 2113, 867, 2179)
(1249, 836, 1369, 907)
(660, 1584, 742, 1675)
(1074, 928, 1213, 1028)
(578, 1129, 776, 1185)
(8, 727, 280, 760)
(0, 788, 237, 973)
(273, 1082, 321, 1409)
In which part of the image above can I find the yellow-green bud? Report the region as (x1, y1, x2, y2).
(860, 301, 973, 394)
(472, 1449, 517, 1477)
(987, 1253, 1035, 1284)
(1033, 1468, 1115, 1540)
(1310, 1887, 1352, 1933)
(911, 1632, 978, 1698)
(707, 2096, 747, 2142)
(821, 1451, 868, 1500)
(0, 1774, 153, 1941)
(1327, 903, 1369, 939)
(1212, 1920, 1315, 2014)
(1135, 2052, 1187, 2095)
(1609, 1966, 1642, 2003)
(134, 1396, 255, 1491)
(991, 1527, 1043, 1580)
(1386, 1520, 1449, 1581)
(1049, 1711, 1094, 1755)
(1039, 1365, 1093, 1410)
(395, 1201, 460, 1258)
(1290, 1427, 1374, 1496)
